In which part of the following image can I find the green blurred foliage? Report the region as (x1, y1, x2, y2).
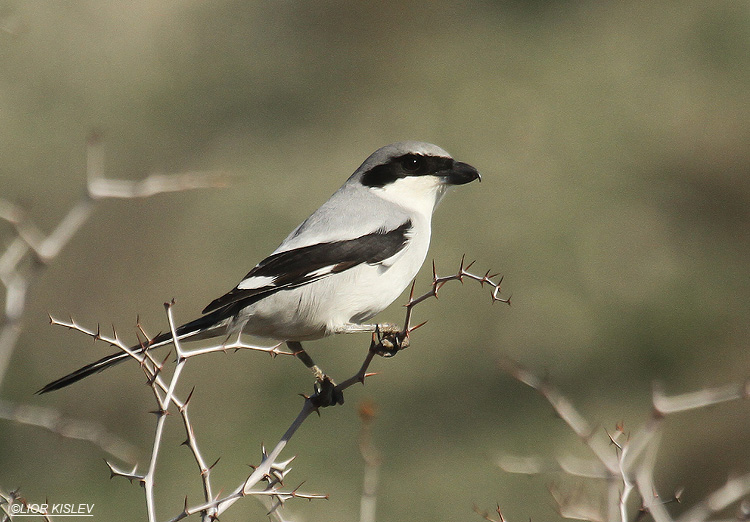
(1, 1, 748, 521)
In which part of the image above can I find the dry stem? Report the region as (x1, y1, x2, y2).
(497, 360, 749, 522)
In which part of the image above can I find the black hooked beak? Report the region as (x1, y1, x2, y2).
(443, 161, 481, 185)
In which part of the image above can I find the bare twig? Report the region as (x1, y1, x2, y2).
(497, 362, 749, 522)
(652, 381, 750, 415)
(401, 255, 509, 341)
(52, 304, 327, 522)
(0, 132, 227, 390)
(499, 359, 619, 475)
(358, 400, 381, 522)
(0, 398, 137, 464)
(677, 472, 750, 522)
(140, 301, 191, 522)
(0, 488, 52, 522)
(177, 387, 215, 514)
(473, 503, 506, 522)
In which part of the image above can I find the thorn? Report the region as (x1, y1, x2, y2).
(184, 386, 196, 407)
(135, 331, 146, 350)
(408, 320, 428, 333)
(159, 348, 172, 368)
(104, 459, 116, 480)
(459, 253, 466, 273)
(465, 259, 476, 271)
(432, 259, 438, 282)
(208, 457, 220, 471)
(408, 280, 416, 302)
(605, 428, 622, 451)
(277, 455, 297, 468)
(144, 370, 157, 387)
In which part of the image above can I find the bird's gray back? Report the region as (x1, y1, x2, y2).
(274, 181, 412, 253)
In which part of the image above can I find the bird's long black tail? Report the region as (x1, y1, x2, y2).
(37, 309, 231, 394)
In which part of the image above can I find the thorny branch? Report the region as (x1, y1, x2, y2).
(55, 303, 327, 522)
(496, 360, 750, 522)
(0, 398, 138, 464)
(403, 255, 509, 337)
(0, 133, 227, 521)
(369, 255, 509, 357)
(44, 257, 508, 520)
(0, 132, 227, 392)
(1, 488, 52, 522)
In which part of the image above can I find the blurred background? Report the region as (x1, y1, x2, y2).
(1, 1, 748, 521)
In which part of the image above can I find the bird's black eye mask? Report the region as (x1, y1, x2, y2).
(361, 154, 455, 188)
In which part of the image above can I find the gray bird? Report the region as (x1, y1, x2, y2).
(39, 142, 480, 394)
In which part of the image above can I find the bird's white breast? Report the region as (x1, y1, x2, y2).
(237, 215, 432, 341)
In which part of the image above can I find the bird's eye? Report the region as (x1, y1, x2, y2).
(401, 155, 424, 173)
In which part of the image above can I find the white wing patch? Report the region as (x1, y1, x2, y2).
(237, 275, 277, 290)
(307, 266, 335, 278)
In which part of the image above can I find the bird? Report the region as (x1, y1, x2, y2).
(38, 141, 480, 395)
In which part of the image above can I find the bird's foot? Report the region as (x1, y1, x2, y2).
(309, 375, 344, 408)
(371, 325, 410, 357)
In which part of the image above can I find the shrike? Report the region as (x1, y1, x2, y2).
(39, 141, 480, 395)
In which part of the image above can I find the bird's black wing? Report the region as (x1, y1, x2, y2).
(201, 219, 413, 314)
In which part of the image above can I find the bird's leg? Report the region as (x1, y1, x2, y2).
(333, 323, 400, 335)
(286, 341, 343, 407)
(287, 341, 325, 380)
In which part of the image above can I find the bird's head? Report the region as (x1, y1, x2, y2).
(353, 141, 481, 216)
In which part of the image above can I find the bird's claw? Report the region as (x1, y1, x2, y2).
(371, 327, 410, 357)
(310, 375, 344, 407)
